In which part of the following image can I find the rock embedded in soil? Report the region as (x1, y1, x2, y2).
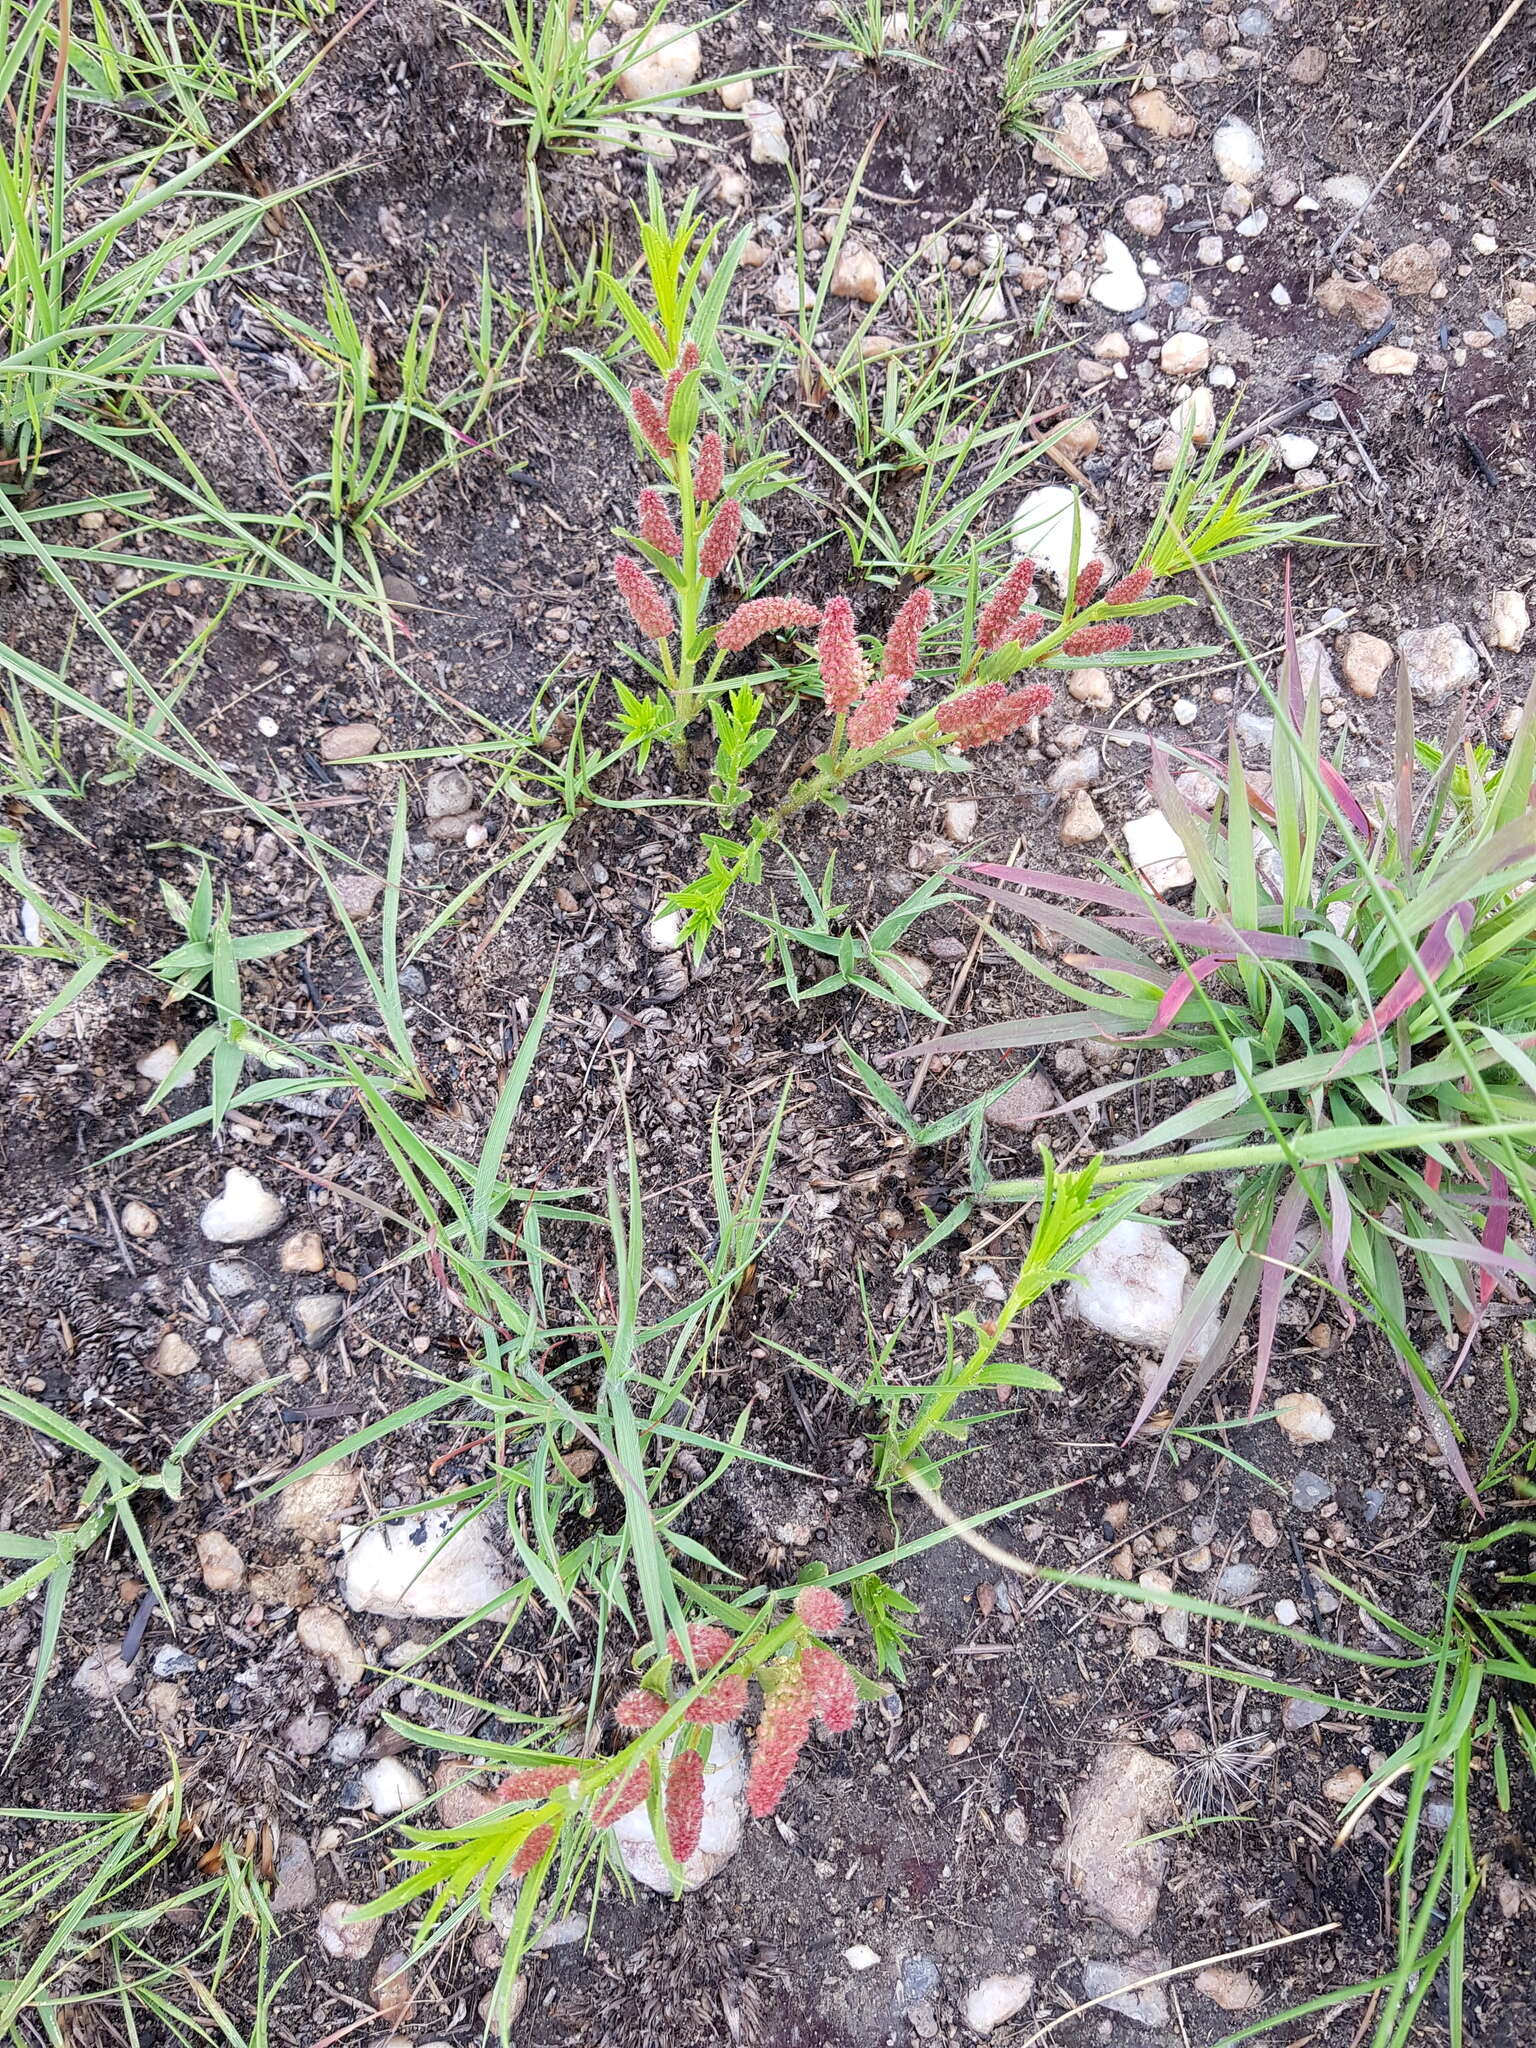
(1380, 242, 1443, 295)
(614, 19, 700, 99)
(152, 1330, 199, 1377)
(294, 1292, 344, 1346)
(279, 1463, 361, 1542)
(359, 1756, 427, 1816)
(1089, 232, 1146, 313)
(1059, 788, 1104, 845)
(1054, 1743, 1177, 1938)
(196, 1531, 245, 1593)
(1067, 668, 1113, 710)
(1366, 345, 1417, 376)
(1160, 333, 1209, 375)
(1274, 1390, 1334, 1445)
(73, 1648, 137, 1699)
(613, 1726, 746, 1891)
(1397, 623, 1477, 703)
(1047, 747, 1100, 796)
(344, 1507, 510, 1619)
(1123, 810, 1194, 893)
(370, 1952, 414, 2027)
(1129, 88, 1195, 139)
(1314, 275, 1392, 329)
(845, 1945, 880, 1972)
(281, 1229, 326, 1273)
(1123, 194, 1166, 237)
(297, 1607, 366, 1690)
(284, 1710, 332, 1756)
(941, 798, 977, 844)
(1066, 1220, 1204, 1358)
(136, 1040, 182, 1086)
(317, 1900, 379, 1962)
(319, 723, 381, 762)
(423, 767, 473, 820)
(1489, 589, 1529, 651)
(336, 874, 384, 918)
(829, 245, 884, 304)
(1287, 44, 1327, 82)
(435, 1758, 500, 1828)
(1211, 116, 1263, 186)
(985, 1069, 1057, 1133)
(272, 1834, 316, 1914)
(1320, 174, 1371, 213)
(1082, 1956, 1169, 2029)
(1033, 95, 1108, 180)
(742, 98, 788, 165)
(1337, 631, 1393, 698)
(121, 1199, 158, 1238)
(1323, 1765, 1365, 1804)
(200, 1167, 284, 1244)
(964, 1973, 1034, 2036)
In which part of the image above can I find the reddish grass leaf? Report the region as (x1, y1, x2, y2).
(1251, 1176, 1312, 1416)
(1329, 900, 1474, 1074)
(1113, 956, 1229, 1041)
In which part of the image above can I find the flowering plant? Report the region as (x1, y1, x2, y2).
(360, 1587, 870, 2003)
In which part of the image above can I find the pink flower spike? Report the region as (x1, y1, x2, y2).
(614, 1687, 666, 1731)
(699, 497, 743, 579)
(942, 681, 1054, 750)
(1061, 620, 1133, 657)
(684, 1673, 749, 1724)
(793, 1586, 848, 1633)
(976, 558, 1035, 651)
(665, 1623, 736, 1669)
(937, 681, 1005, 738)
(715, 594, 822, 654)
(846, 676, 908, 749)
(1072, 557, 1106, 609)
(694, 430, 725, 503)
(1104, 564, 1155, 606)
(663, 340, 701, 427)
(630, 386, 674, 463)
(637, 488, 682, 560)
(803, 1645, 858, 1735)
(589, 1760, 654, 1829)
(882, 587, 933, 687)
(664, 1750, 705, 1863)
(746, 1665, 814, 1819)
(511, 1822, 554, 1879)
(818, 595, 871, 714)
(615, 555, 674, 640)
(495, 1765, 581, 1804)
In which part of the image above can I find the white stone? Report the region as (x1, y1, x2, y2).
(73, 1648, 137, 1699)
(829, 245, 884, 304)
(1034, 95, 1109, 180)
(1123, 809, 1194, 892)
(742, 98, 788, 166)
(1397, 623, 1478, 704)
(360, 1757, 427, 1817)
(965, 1974, 1035, 2035)
(1195, 1966, 1264, 2013)
(613, 1727, 745, 1891)
(1160, 332, 1209, 375)
(1067, 1219, 1200, 1357)
(1275, 433, 1318, 470)
(1211, 116, 1263, 187)
(317, 1901, 378, 1962)
(1489, 589, 1529, 652)
(615, 20, 701, 100)
(1320, 174, 1371, 212)
(1082, 1956, 1169, 2029)
(1012, 487, 1105, 594)
(152, 1330, 200, 1377)
(199, 1167, 284, 1244)
(135, 1040, 184, 1086)
(1274, 1390, 1334, 1445)
(1059, 789, 1104, 845)
(845, 1945, 882, 1972)
(344, 1509, 511, 1620)
(1170, 385, 1215, 449)
(296, 1607, 365, 1690)
(196, 1531, 244, 1592)
(1089, 232, 1146, 313)
(769, 269, 812, 317)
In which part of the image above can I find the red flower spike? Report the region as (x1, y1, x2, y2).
(846, 676, 908, 749)
(941, 681, 1054, 750)
(684, 1673, 749, 1724)
(614, 1687, 666, 1731)
(666, 1623, 737, 1669)
(589, 1761, 653, 1829)
(496, 1765, 581, 1804)
(1104, 564, 1154, 607)
(1072, 557, 1106, 609)
(694, 430, 725, 503)
(615, 555, 674, 640)
(664, 1750, 705, 1864)
(637, 488, 682, 560)
(663, 341, 701, 427)
(511, 1822, 554, 1878)
(699, 497, 743, 579)
(793, 1586, 848, 1633)
(882, 588, 933, 687)
(715, 595, 821, 653)
(1010, 611, 1046, 650)
(818, 595, 872, 715)
(746, 1665, 814, 1818)
(1061, 620, 1133, 657)
(976, 558, 1036, 652)
(630, 386, 674, 463)
(803, 1645, 858, 1735)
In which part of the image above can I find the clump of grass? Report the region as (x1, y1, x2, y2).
(999, 1, 1124, 149)
(905, 573, 1536, 1496)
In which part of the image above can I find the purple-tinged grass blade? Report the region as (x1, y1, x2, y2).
(1327, 900, 1475, 1076)
(1395, 1353, 1482, 1515)
(1479, 1168, 1510, 1309)
(1279, 558, 1372, 839)
(965, 864, 1152, 914)
(1113, 956, 1229, 1042)
(1109, 914, 1320, 963)
(1251, 1175, 1312, 1417)
(1322, 1163, 1357, 1333)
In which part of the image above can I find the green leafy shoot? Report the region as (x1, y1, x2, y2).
(999, 1, 1127, 147)
(849, 1571, 920, 1681)
(749, 854, 960, 1023)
